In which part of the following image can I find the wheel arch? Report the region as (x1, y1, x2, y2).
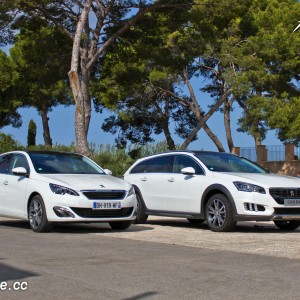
(132, 184, 147, 209)
(27, 192, 41, 218)
(201, 184, 237, 218)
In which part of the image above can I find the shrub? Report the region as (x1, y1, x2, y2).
(0, 132, 23, 153)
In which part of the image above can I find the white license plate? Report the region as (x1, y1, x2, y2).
(284, 199, 300, 206)
(93, 202, 121, 210)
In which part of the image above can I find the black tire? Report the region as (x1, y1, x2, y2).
(109, 221, 132, 230)
(187, 218, 205, 225)
(134, 193, 148, 224)
(205, 194, 236, 232)
(28, 195, 52, 233)
(274, 220, 300, 231)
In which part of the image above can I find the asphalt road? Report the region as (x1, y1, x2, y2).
(0, 217, 300, 300)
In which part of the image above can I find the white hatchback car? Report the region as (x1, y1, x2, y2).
(0, 151, 137, 232)
(124, 151, 300, 232)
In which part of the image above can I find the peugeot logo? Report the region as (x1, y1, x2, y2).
(290, 190, 295, 197)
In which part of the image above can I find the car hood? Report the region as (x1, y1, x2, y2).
(213, 172, 300, 188)
(35, 174, 130, 191)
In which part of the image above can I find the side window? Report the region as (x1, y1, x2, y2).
(146, 156, 173, 173)
(130, 160, 152, 174)
(173, 155, 204, 175)
(9, 154, 30, 174)
(0, 154, 12, 174)
(130, 155, 174, 174)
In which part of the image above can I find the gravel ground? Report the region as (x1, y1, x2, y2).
(99, 216, 300, 260)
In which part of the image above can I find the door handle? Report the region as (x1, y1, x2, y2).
(3, 180, 8, 185)
(168, 177, 174, 182)
(141, 177, 147, 182)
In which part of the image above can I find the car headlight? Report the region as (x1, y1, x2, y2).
(233, 181, 266, 194)
(49, 183, 79, 196)
(127, 186, 135, 197)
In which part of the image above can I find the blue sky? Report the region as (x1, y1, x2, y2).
(1, 103, 281, 151)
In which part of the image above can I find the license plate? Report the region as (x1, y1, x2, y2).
(93, 202, 121, 210)
(284, 199, 300, 206)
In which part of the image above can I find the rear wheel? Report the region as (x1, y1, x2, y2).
(134, 193, 148, 224)
(187, 218, 205, 225)
(109, 221, 132, 230)
(28, 195, 52, 233)
(205, 194, 236, 232)
(274, 220, 300, 231)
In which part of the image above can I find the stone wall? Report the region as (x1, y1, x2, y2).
(262, 160, 300, 177)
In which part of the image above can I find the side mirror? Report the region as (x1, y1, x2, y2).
(104, 169, 112, 175)
(181, 167, 195, 175)
(12, 167, 28, 176)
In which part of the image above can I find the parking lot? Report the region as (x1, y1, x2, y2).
(1, 216, 300, 299)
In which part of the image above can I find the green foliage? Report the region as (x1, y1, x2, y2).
(0, 50, 22, 128)
(265, 96, 300, 144)
(234, 0, 300, 143)
(26, 142, 77, 152)
(8, 18, 72, 145)
(10, 20, 72, 109)
(0, 132, 22, 153)
(27, 119, 37, 147)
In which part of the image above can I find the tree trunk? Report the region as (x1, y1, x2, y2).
(68, 0, 92, 156)
(224, 97, 235, 152)
(203, 124, 225, 152)
(68, 70, 92, 156)
(161, 119, 176, 150)
(39, 106, 52, 147)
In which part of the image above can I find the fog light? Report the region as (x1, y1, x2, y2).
(53, 206, 75, 218)
(244, 203, 265, 212)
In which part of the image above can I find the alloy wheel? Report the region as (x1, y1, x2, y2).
(29, 199, 43, 230)
(207, 198, 226, 228)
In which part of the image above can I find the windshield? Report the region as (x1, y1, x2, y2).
(194, 152, 267, 173)
(28, 152, 105, 174)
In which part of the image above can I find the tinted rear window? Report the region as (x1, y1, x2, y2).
(130, 155, 173, 174)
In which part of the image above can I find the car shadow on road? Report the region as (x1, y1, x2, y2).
(53, 223, 155, 234)
(0, 219, 154, 234)
(0, 219, 31, 230)
(145, 218, 300, 233)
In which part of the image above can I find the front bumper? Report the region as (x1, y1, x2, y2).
(44, 193, 137, 222)
(234, 191, 300, 222)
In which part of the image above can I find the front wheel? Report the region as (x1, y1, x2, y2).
(28, 195, 52, 233)
(205, 194, 236, 232)
(274, 220, 300, 231)
(109, 221, 132, 230)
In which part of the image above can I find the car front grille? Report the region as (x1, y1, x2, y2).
(81, 190, 126, 200)
(269, 188, 300, 205)
(70, 207, 133, 218)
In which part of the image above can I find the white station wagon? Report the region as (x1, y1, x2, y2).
(124, 151, 300, 232)
(0, 151, 137, 232)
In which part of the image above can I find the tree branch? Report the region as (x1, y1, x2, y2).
(182, 68, 202, 120)
(181, 88, 233, 149)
